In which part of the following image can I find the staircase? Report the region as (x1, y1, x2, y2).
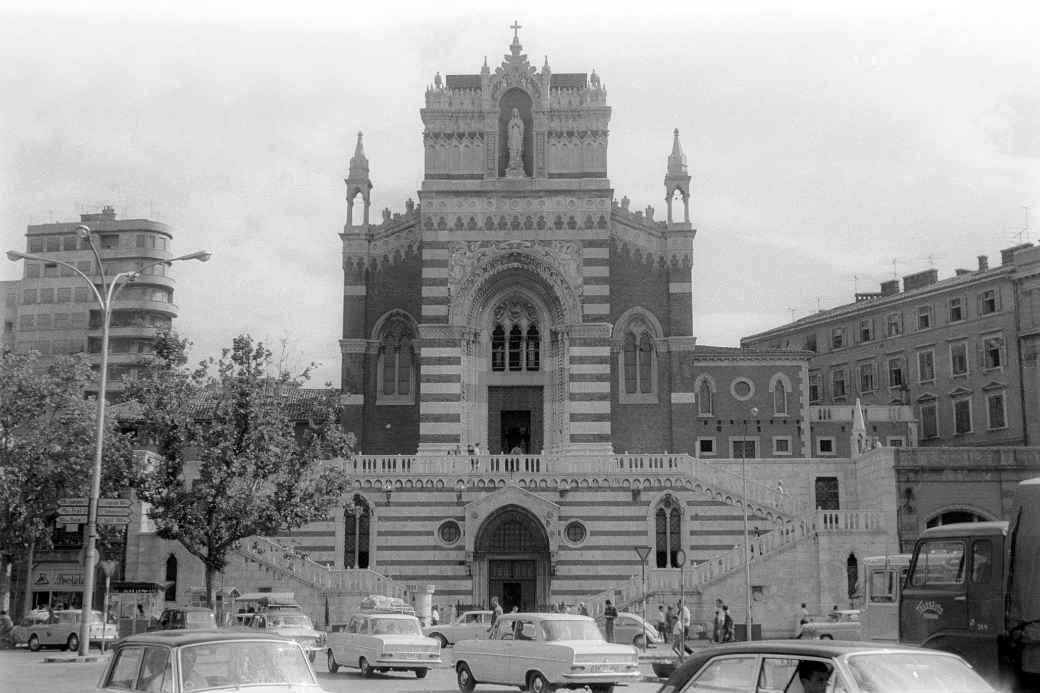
(588, 509, 885, 618)
(233, 535, 404, 624)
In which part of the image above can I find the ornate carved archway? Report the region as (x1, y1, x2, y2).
(474, 505, 551, 611)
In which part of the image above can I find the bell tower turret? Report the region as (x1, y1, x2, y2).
(664, 128, 691, 225)
(345, 131, 373, 228)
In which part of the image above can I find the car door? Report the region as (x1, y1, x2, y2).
(508, 617, 542, 684)
(676, 654, 759, 693)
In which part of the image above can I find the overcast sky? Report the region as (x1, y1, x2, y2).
(2, 1, 1038, 386)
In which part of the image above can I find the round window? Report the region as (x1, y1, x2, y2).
(730, 377, 755, 401)
(564, 521, 587, 544)
(438, 520, 461, 545)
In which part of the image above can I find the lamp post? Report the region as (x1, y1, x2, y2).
(7, 226, 211, 656)
(675, 549, 686, 656)
(634, 545, 652, 651)
(741, 406, 759, 642)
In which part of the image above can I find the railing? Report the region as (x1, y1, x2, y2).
(235, 535, 403, 597)
(342, 452, 808, 517)
(809, 405, 914, 423)
(587, 510, 885, 613)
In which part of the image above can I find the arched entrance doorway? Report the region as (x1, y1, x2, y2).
(474, 505, 551, 611)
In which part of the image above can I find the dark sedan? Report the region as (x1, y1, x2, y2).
(657, 640, 995, 693)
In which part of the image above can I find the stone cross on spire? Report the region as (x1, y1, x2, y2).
(510, 20, 522, 41)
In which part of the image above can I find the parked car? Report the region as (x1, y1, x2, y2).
(25, 609, 117, 652)
(150, 606, 217, 631)
(10, 608, 51, 647)
(325, 611, 441, 678)
(95, 629, 330, 691)
(423, 609, 494, 647)
(656, 640, 995, 693)
(797, 609, 862, 640)
(453, 612, 640, 693)
(593, 611, 662, 647)
(234, 595, 325, 661)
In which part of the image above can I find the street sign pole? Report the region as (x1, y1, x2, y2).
(634, 546, 652, 652)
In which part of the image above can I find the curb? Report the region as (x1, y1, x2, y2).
(42, 653, 109, 663)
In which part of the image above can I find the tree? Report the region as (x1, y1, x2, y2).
(126, 334, 352, 606)
(0, 351, 134, 614)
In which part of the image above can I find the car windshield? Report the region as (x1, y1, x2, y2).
(266, 613, 312, 628)
(179, 640, 316, 689)
(371, 618, 422, 635)
(541, 619, 604, 642)
(845, 652, 994, 693)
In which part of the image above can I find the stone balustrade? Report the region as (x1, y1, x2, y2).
(340, 452, 808, 517)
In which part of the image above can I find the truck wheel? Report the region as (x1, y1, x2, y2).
(416, 668, 428, 678)
(67, 633, 79, 652)
(527, 671, 555, 693)
(820, 634, 833, 640)
(28, 634, 41, 652)
(457, 663, 477, 693)
(359, 657, 373, 677)
(327, 650, 339, 673)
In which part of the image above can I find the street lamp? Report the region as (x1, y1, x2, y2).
(741, 406, 759, 642)
(674, 549, 686, 656)
(634, 545, 652, 651)
(7, 224, 211, 656)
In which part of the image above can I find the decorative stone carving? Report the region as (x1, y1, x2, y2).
(493, 298, 538, 327)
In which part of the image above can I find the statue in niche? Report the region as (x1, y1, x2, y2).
(506, 108, 525, 176)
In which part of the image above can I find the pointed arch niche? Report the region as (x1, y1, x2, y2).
(642, 491, 686, 569)
(612, 307, 663, 405)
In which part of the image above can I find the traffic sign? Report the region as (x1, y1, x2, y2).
(57, 515, 88, 524)
(58, 497, 89, 507)
(97, 516, 131, 525)
(95, 506, 132, 516)
(98, 498, 132, 508)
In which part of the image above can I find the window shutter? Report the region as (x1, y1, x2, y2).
(977, 293, 984, 316)
(977, 343, 985, 369)
(1000, 339, 1007, 369)
(995, 287, 1002, 311)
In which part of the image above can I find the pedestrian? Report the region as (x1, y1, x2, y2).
(0, 609, 14, 649)
(722, 605, 735, 642)
(713, 599, 724, 642)
(603, 600, 618, 643)
(655, 605, 667, 641)
(578, 602, 589, 616)
(430, 604, 440, 626)
(664, 605, 675, 644)
(799, 602, 810, 631)
(490, 596, 503, 631)
(678, 599, 691, 642)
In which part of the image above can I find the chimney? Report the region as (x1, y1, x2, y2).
(902, 269, 939, 293)
(1001, 243, 1033, 265)
(954, 268, 971, 276)
(978, 255, 988, 271)
(880, 279, 900, 296)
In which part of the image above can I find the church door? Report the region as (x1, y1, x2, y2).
(474, 506, 550, 609)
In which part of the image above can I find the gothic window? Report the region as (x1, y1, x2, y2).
(697, 376, 715, 416)
(655, 501, 683, 568)
(617, 313, 659, 404)
(526, 325, 540, 371)
(773, 379, 788, 415)
(344, 495, 371, 569)
(491, 299, 540, 374)
(492, 325, 506, 371)
(508, 325, 523, 371)
(376, 314, 416, 404)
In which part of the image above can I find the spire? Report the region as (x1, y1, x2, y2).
(345, 131, 373, 228)
(668, 128, 687, 176)
(664, 128, 692, 225)
(509, 19, 523, 57)
(348, 131, 369, 179)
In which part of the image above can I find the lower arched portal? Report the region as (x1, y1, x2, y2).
(473, 505, 551, 611)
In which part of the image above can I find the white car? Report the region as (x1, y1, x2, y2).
(325, 611, 441, 678)
(26, 609, 118, 652)
(423, 610, 494, 647)
(452, 612, 641, 693)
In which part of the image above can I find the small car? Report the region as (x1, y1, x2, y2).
(25, 609, 117, 652)
(796, 609, 862, 640)
(656, 640, 996, 693)
(422, 609, 494, 647)
(237, 602, 325, 661)
(150, 606, 217, 631)
(453, 612, 640, 693)
(96, 629, 331, 692)
(325, 611, 441, 678)
(593, 611, 663, 647)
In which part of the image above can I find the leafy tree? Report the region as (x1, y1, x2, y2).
(0, 351, 134, 614)
(126, 333, 352, 606)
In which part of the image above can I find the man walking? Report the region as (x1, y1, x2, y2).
(713, 599, 724, 642)
(603, 600, 618, 643)
(490, 596, 503, 632)
(678, 599, 691, 643)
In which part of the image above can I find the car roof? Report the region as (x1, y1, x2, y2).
(114, 629, 298, 647)
(501, 613, 592, 621)
(919, 521, 1008, 538)
(356, 612, 417, 619)
(164, 606, 214, 613)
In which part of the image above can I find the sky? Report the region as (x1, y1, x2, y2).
(2, 1, 1038, 386)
